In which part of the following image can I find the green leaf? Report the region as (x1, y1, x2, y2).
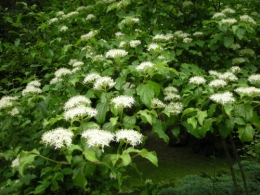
(234, 104, 253, 121)
(187, 117, 197, 129)
(182, 108, 198, 117)
(208, 104, 217, 117)
(234, 117, 246, 125)
(147, 81, 160, 96)
(136, 84, 155, 108)
(238, 124, 254, 142)
(67, 144, 82, 154)
(51, 178, 59, 191)
(223, 36, 234, 48)
(218, 123, 232, 138)
(83, 150, 100, 163)
(198, 118, 214, 137)
(152, 120, 169, 143)
(225, 118, 235, 130)
(171, 126, 180, 138)
(139, 149, 158, 167)
(115, 77, 126, 90)
(61, 168, 73, 175)
(122, 115, 136, 128)
(197, 110, 207, 126)
(120, 153, 131, 166)
(138, 110, 153, 125)
(19, 154, 37, 177)
(110, 117, 118, 127)
(72, 162, 87, 190)
(224, 104, 233, 117)
(236, 28, 246, 40)
(95, 102, 109, 123)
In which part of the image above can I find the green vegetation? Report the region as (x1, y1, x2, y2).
(0, 0, 260, 194)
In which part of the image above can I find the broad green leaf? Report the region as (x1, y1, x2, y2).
(83, 150, 100, 163)
(139, 149, 158, 167)
(234, 117, 246, 125)
(120, 153, 131, 166)
(95, 102, 109, 123)
(152, 120, 169, 143)
(225, 118, 235, 130)
(51, 178, 58, 191)
(110, 117, 118, 127)
(234, 104, 253, 121)
(187, 117, 197, 129)
(218, 123, 232, 138)
(223, 36, 234, 48)
(115, 77, 126, 90)
(182, 108, 198, 117)
(197, 110, 207, 126)
(208, 104, 217, 117)
(147, 81, 161, 96)
(236, 28, 246, 40)
(67, 145, 82, 154)
(136, 84, 155, 108)
(122, 115, 136, 129)
(61, 168, 73, 175)
(138, 110, 153, 125)
(72, 162, 87, 190)
(110, 154, 120, 166)
(19, 154, 37, 177)
(198, 118, 214, 137)
(238, 124, 254, 142)
(33, 181, 51, 194)
(171, 126, 180, 138)
(224, 103, 233, 117)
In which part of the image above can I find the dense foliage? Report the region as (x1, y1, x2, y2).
(0, 0, 260, 194)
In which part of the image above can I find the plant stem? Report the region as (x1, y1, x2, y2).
(37, 154, 69, 165)
(221, 137, 240, 195)
(229, 134, 249, 195)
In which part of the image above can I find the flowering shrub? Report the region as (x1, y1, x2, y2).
(0, 0, 260, 194)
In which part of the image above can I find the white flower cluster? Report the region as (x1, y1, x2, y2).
(147, 43, 162, 51)
(60, 25, 68, 32)
(209, 71, 238, 82)
(77, 6, 87, 11)
(86, 14, 96, 20)
(62, 11, 79, 19)
(209, 79, 227, 88)
(111, 95, 135, 108)
(93, 76, 116, 91)
(209, 92, 235, 105)
(164, 102, 183, 115)
(239, 48, 255, 57)
(41, 127, 73, 149)
(82, 129, 114, 150)
(182, 1, 194, 8)
(173, 30, 190, 39)
(212, 12, 226, 19)
(232, 58, 245, 65)
(0, 96, 19, 110)
(115, 129, 143, 147)
(231, 43, 241, 50)
(193, 32, 203, 37)
(151, 98, 166, 108)
(240, 15, 256, 24)
(235, 87, 260, 96)
(11, 157, 20, 168)
(221, 18, 237, 26)
(164, 86, 180, 101)
(50, 77, 63, 84)
(56, 11, 64, 17)
(105, 49, 128, 58)
(189, 76, 206, 85)
(8, 107, 19, 116)
(81, 30, 98, 41)
(64, 96, 97, 120)
(152, 34, 173, 42)
(115, 32, 125, 37)
(54, 68, 72, 78)
(121, 17, 140, 25)
(83, 73, 101, 83)
(129, 40, 141, 48)
(49, 18, 59, 25)
(221, 8, 235, 14)
(183, 37, 193, 43)
(92, 54, 105, 62)
(22, 80, 42, 96)
(135, 61, 155, 71)
(248, 74, 260, 84)
(230, 66, 241, 73)
(119, 41, 126, 48)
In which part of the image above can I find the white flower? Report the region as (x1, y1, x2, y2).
(105, 49, 128, 58)
(232, 58, 245, 65)
(129, 40, 141, 48)
(8, 107, 19, 116)
(209, 79, 227, 88)
(86, 14, 96, 20)
(121, 17, 139, 25)
(64, 11, 79, 19)
(209, 70, 221, 77)
(164, 102, 183, 115)
(64, 95, 91, 110)
(111, 95, 135, 108)
(81, 129, 114, 150)
(27, 80, 41, 87)
(109, 172, 117, 179)
(56, 11, 64, 17)
(217, 72, 238, 81)
(22, 86, 42, 96)
(115, 129, 143, 147)
(212, 12, 226, 19)
(183, 38, 193, 43)
(248, 74, 260, 83)
(77, 6, 87, 11)
(235, 87, 260, 96)
(64, 105, 97, 120)
(0, 96, 18, 109)
(182, 1, 193, 8)
(49, 18, 58, 25)
(115, 32, 125, 37)
(240, 15, 256, 24)
(164, 93, 181, 101)
(230, 66, 241, 73)
(72, 67, 81, 73)
(189, 76, 206, 85)
(222, 8, 235, 14)
(221, 18, 237, 26)
(50, 77, 63, 84)
(136, 61, 155, 71)
(92, 55, 105, 62)
(209, 92, 235, 105)
(11, 157, 20, 168)
(41, 127, 73, 149)
(81, 31, 97, 41)
(239, 48, 255, 57)
(54, 68, 72, 78)
(147, 43, 162, 51)
(68, 59, 78, 66)
(93, 76, 116, 91)
(151, 98, 166, 108)
(152, 34, 173, 41)
(119, 41, 127, 48)
(60, 26, 68, 32)
(164, 86, 178, 94)
(193, 32, 203, 37)
(158, 55, 166, 60)
(72, 61, 84, 67)
(83, 73, 101, 83)
(231, 43, 241, 50)
(173, 31, 190, 39)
